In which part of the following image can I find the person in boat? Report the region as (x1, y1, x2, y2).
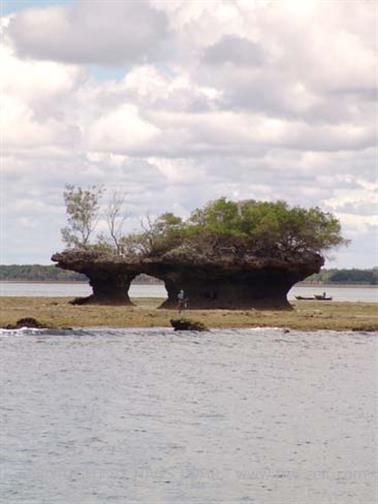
(322, 292, 327, 299)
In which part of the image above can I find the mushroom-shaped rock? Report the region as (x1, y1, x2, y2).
(52, 250, 139, 305)
(51, 248, 323, 310)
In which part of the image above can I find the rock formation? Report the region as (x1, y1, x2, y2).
(51, 249, 323, 309)
(170, 318, 208, 331)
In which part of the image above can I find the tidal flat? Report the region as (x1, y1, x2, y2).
(0, 297, 377, 331)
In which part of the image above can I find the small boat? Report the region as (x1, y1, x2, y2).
(295, 294, 333, 301)
(314, 294, 332, 301)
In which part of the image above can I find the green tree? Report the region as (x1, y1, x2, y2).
(148, 198, 348, 259)
(187, 198, 348, 257)
(138, 213, 184, 256)
(61, 185, 104, 248)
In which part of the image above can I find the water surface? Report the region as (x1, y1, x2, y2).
(1, 327, 377, 503)
(0, 282, 377, 302)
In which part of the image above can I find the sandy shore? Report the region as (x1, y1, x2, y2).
(0, 296, 377, 331)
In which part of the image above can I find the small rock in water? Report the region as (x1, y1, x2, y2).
(170, 318, 208, 332)
(352, 325, 377, 332)
(4, 317, 48, 330)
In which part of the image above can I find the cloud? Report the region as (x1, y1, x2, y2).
(1, 0, 377, 267)
(0, 40, 82, 103)
(193, 0, 376, 121)
(87, 105, 160, 152)
(7, 0, 170, 65)
(203, 35, 265, 66)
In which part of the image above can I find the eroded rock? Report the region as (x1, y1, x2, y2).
(4, 317, 48, 329)
(170, 318, 208, 331)
(51, 249, 323, 310)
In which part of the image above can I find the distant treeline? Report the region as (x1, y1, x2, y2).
(0, 265, 86, 281)
(0, 265, 377, 285)
(307, 268, 377, 285)
(0, 265, 161, 284)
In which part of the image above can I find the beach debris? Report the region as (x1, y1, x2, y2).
(170, 318, 208, 332)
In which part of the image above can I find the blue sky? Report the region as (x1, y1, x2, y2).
(1, 0, 377, 267)
(2, 0, 72, 15)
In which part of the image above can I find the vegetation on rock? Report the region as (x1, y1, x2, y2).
(155, 198, 347, 261)
(60, 186, 348, 263)
(52, 186, 349, 309)
(61, 184, 104, 248)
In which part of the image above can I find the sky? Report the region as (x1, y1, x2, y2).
(0, 0, 377, 267)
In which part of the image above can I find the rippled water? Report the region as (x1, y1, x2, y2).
(1, 328, 377, 503)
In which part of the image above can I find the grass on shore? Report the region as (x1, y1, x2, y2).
(0, 296, 377, 331)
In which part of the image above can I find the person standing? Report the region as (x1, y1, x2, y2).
(177, 289, 185, 312)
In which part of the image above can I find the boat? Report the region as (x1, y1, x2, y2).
(295, 294, 333, 301)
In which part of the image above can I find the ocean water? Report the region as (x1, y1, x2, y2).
(1, 327, 377, 503)
(0, 282, 377, 302)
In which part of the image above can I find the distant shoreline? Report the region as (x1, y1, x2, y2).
(0, 279, 162, 285)
(0, 280, 376, 288)
(298, 282, 377, 289)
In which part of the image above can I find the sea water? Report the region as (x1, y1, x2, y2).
(0, 328, 377, 503)
(0, 282, 377, 302)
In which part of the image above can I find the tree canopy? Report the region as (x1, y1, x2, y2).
(61, 184, 104, 248)
(61, 188, 348, 261)
(134, 198, 348, 260)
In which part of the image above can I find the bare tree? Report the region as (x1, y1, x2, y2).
(61, 184, 104, 248)
(140, 213, 156, 253)
(106, 191, 127, 254)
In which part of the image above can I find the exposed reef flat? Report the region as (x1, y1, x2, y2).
(0, 297, 377, 332)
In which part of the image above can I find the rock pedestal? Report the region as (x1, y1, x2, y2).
(82, 272, 135, 305)
(153, 261, 319, 310)
(52, 251, 138, 305)
(52, 250, 323, 310)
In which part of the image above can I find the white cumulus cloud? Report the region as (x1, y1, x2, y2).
(1, 0, 377, 267)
